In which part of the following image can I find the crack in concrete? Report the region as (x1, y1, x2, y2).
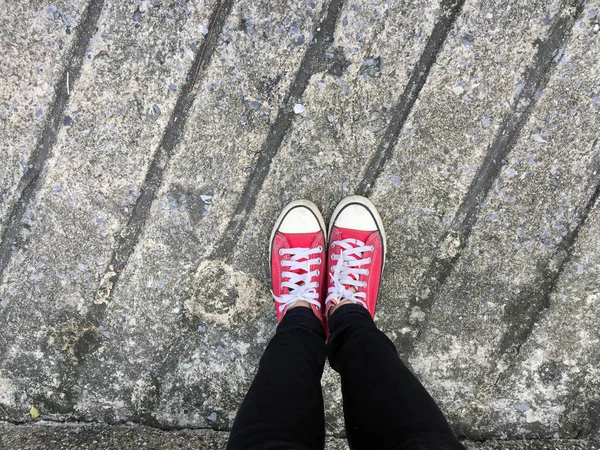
(1, 419, 598, 446)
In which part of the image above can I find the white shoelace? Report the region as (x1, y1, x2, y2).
(273, 246, 322, 313)
(326, 238, 373, 309)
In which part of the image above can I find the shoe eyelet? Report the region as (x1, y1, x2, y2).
(331, 242, 336, 248)
(370, 245, 375, 252)
(367, 258, 372, 263)
(316, 258, 322, 264)
(317, 246, 323, 252)
(315, 269, 320, 276)
(365, 269, 369, 275)
(279, 249, 284, 256)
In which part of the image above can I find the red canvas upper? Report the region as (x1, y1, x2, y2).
(326, 226, 384, 318)
(271, 230, 326, 323)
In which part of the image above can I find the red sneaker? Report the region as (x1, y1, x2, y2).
(326, 196, 386, 318)
(270, 200, 327, 323)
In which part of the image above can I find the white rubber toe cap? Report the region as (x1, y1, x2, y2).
(334, 204, 377, 231)
(279, 206, 321, 233)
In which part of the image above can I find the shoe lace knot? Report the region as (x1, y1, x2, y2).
(272, 246, 322, 313)
(326, 238, 373, 309)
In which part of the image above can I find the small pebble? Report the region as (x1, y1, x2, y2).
(168, 83, 177, 91)
(245, 19, 255, 35)
(207, 412, 217, 422)
(153, 104, 161, 116)
(63, 116, 74, 126)
(293, 104, 305, 114)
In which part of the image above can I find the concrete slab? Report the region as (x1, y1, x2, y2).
(410, 0, 600, 439)
(0, 0, 214, 421)
(483, 187, 600, 442)
(370, 0, 567, 349)
(0, 0, 598, 445)
(44, 0, 336, 429)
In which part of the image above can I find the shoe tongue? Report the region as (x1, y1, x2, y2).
(335, 227, 373, 242)
(283, 231, 319, 248)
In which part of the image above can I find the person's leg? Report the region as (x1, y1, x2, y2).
(328, 304, 465, 450)
(227, 307, 327, 450)
(324, 196, 464, 450)
(228, 200, 329, 450)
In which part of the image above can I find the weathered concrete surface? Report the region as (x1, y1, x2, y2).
(0, 0, 214, 421)
(0, 0, 88, 234)
(69, 0, 335, 430)
(0, 423, 597, 450)
(410, 0, 600, 440)
(0, 0, 599, 446)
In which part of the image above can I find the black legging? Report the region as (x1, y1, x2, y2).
(227, 304, 465, 450)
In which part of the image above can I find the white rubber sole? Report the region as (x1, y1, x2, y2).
(328, 195, 387, 264)
(269, 200, 327, 258)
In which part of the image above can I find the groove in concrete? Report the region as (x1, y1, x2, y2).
(210, 0, 346, 261)
(398, 0, 586, 356)
(0, 0, 105, 281)
(494, 138, 600, 377)
(92, 0, 235, 309)
(355, 0, 465, 196)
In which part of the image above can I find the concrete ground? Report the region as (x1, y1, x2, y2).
(0, 0, 599, 448)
